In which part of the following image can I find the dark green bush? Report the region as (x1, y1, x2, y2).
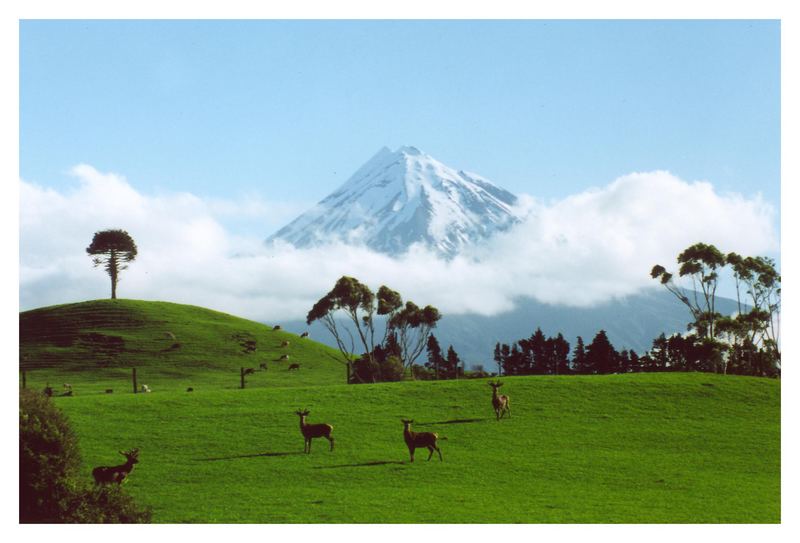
(20, 388, 81, 522)
(19, 389, 151, 523)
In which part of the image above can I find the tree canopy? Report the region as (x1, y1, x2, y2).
(86, 229, 138, 299)
(307, 276, 441, 382)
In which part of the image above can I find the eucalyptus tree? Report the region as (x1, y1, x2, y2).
(306, 276, 379, 380)
(651, 242, 727, 339)
(307, 276, 440, 382)
(387, 301, 442, 374)
(86, 229, 138, 299)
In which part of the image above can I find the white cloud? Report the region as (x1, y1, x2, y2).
(19, 166, 778, 323)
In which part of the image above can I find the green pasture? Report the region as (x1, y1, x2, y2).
(54, 373, 780, 523)
(20, 299, 347, 393)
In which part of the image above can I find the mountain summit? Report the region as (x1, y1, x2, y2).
(267, 146, 521, 257)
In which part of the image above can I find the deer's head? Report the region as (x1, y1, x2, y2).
(489, 381, 503, 390)
(295, 409, 310, 418)
(121, 448, 140, 464)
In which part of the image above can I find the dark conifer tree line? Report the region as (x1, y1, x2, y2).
(492, 327, 779, 377)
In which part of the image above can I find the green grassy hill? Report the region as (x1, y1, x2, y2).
(53, 373, 779, 523)
(20, 299, 347, 393)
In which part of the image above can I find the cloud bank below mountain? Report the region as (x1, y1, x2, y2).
(20, 165, 777, 322)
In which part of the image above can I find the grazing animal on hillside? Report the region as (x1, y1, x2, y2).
(280, 340, 290, 347)
(401, 419, 443, 462)
(288, 363, 300, 371)
(243, 368, 256, 376)
(140, 384, 151, 393)
(300, 331, 309, 338)
(279, 354, 290, 361)
(273, 325, 282, 331)
(186, 387, 194, 392)
(43, 385, 53, 397)
(105, 389, 114, 394)
(489, 381, 511, 420)
(259, 362, 268, 370)
(92, 448, 139, 485)
(295, 409, 334, 453)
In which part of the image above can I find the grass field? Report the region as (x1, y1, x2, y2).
(21, 300, 781, 523)
(20, 299, 347, 393)
(53, 373, 780, 523)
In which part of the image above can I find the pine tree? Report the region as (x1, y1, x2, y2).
(426, 334, 445, 380)
(572, 336, 589, 374)
(444, 345, 462, 379)
(586, 330, 618, 374)
(552, 333, 571, 375)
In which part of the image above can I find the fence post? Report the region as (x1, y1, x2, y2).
(21, 370, 27, 389)
(240, 367, 245, 389)
(132, 367, 138, 394)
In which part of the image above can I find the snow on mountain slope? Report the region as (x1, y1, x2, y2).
(267, 146, 521, 257)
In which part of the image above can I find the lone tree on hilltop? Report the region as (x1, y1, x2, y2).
(86, 229, 138, 299)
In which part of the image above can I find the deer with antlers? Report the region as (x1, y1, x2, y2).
(295, 409, 334, 453)
(401, 419, 443, 462)
(489, 381, 511, 420)
(92, 448, 140, 485)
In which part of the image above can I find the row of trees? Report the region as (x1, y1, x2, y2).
(493, 327, 779, 377)
(651, 242, 780, 376)
(493, 329, 628, 376)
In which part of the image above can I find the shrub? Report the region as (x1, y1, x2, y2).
(19, 389, 151, 523)
(67, 485, 152, 523)
(20, 389, 81, 522)
(379, 355, 405, 382)
(350, 353, 406, 383)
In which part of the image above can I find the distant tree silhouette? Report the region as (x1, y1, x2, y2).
(86, 229, 138, 299)
(571, 336, 589, 374)
(426, 334, 445, 379)
(585, 330, 618, 374)
(520, 328, 547, 374)
(442, 345, 462, 379)
(550, 333, 571, 375)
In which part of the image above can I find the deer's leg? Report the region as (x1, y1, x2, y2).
(435, 445, 443, 461)
(307, 438, 312, 453)
(327, 436, 334, 451)
(427, 446, 434, 461)
(408, 447, 415, 463)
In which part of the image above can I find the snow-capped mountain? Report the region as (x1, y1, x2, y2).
(267, 146, 522, 257)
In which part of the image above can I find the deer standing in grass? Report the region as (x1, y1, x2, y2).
(295, 409, 334, 453)
(489, 381, 511, 420)
(401, 419, 443, 462)
(92, 448, 139, 485)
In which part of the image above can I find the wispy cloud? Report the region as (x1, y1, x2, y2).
(20, 166, 778, 322)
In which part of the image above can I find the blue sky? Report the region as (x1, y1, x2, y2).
(18, 19, 781, 316)
(20, 20, 780, 211)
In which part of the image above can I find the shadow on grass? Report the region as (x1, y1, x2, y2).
(415, 417, 488, 426)
(314, 460, 405, 469)
(195, 451, 303, 462)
